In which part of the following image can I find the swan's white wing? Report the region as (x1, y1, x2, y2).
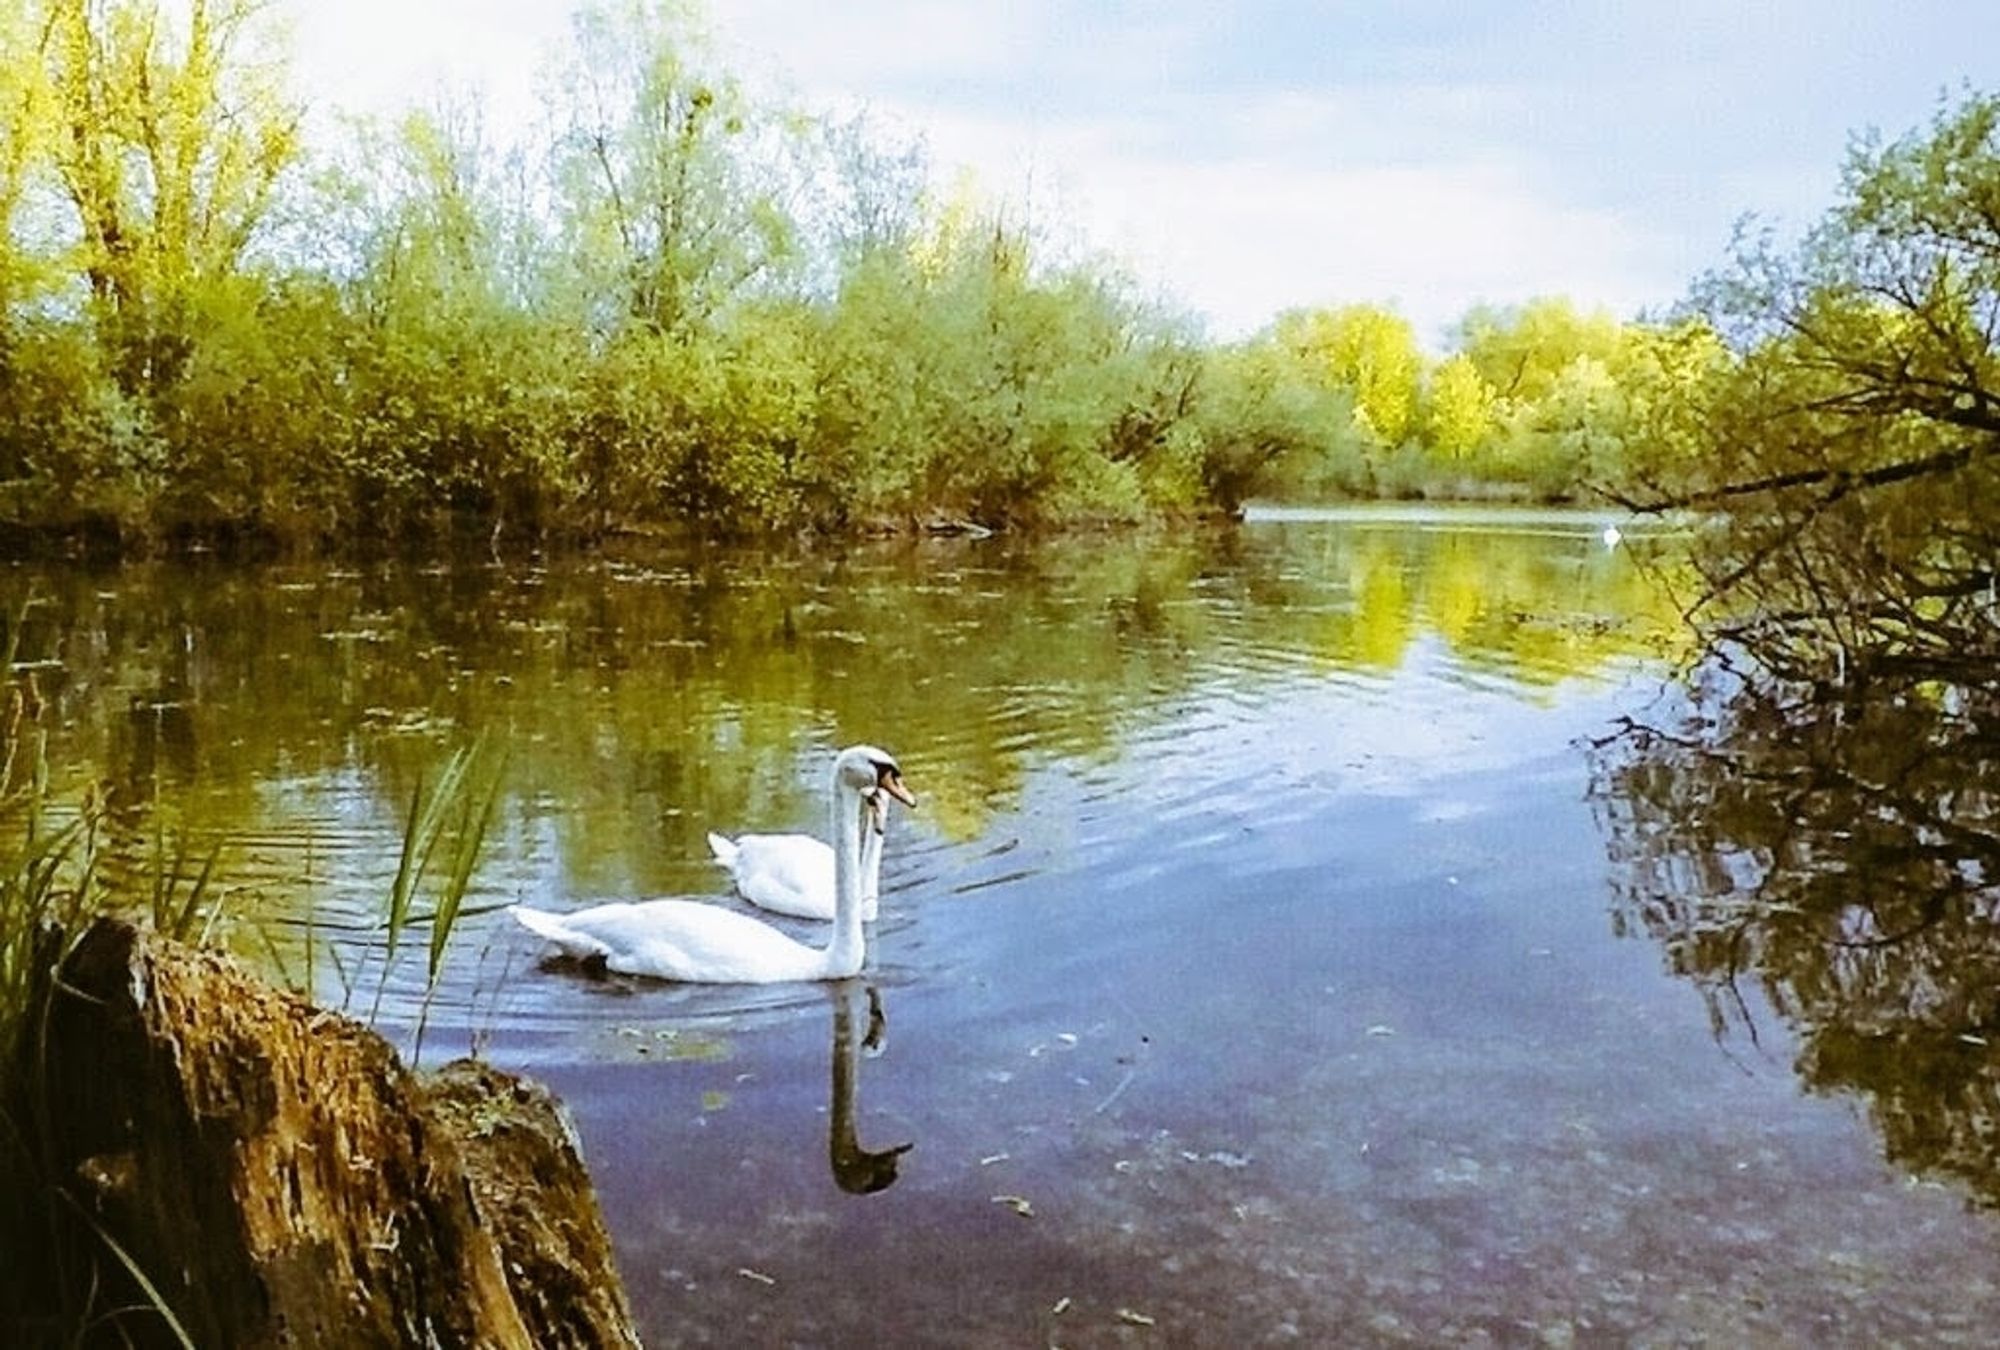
(513, 900, 825, 984)
(728, 834, 836, 918)
(510, 903, 614, 960)
(724, 833, 881, 921)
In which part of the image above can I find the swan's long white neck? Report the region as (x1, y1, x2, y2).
(824, 768, 867, 978)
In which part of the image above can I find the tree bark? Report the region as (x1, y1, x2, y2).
(40, 917, 638, 1349)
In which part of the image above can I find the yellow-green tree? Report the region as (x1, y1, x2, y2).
(1454, 297, 1625, 405)
(1423, 353, 1497, 462)
(0, 5, 57, 316)
(1614, 318, 1730, 477)
(42, 0, 299, 392)
(1191, 334, 1366, 509)
(1633, 88, 2000, 683)
(1273, 304, 1421, 446)
(549, 0, 794, 340)
(1427, 297, 1656, 497)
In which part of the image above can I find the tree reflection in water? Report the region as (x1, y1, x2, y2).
(1593, 662, 2000, 1203)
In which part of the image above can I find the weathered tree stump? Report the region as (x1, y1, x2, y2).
(40, 917, 637, 1348)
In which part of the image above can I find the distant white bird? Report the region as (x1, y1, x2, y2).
(511, 746, 916, 983)
(1601, 523, 1623, 550)
(707, 787, 892, 922)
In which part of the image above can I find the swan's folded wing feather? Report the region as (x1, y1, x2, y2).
(733, 834, 837, 919)
(510, 904, 614, 960)
(520, 898, 822, 983)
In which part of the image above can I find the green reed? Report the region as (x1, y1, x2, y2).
(367, 740, 504, 1055)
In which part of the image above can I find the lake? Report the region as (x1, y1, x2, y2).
(12, 507, 2000, 1344)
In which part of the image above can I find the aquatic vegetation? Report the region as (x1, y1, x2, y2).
(374, 741, 503, 1019)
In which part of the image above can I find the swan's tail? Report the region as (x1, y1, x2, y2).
(509, 905, 611, 961)
(705, 832, 739, 867)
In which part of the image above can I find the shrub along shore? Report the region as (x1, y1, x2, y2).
(0, 2, 1722, 555)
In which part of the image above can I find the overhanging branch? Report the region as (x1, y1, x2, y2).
(1610, 437, 1993, 513)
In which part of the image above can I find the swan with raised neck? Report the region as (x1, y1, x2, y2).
(511, 745, 915, 983)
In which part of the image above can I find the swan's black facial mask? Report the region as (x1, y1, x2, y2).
(874, 762, 917, 809)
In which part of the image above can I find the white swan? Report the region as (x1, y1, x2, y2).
(510, 745, 916, 983)
(706, 791, 894, 922)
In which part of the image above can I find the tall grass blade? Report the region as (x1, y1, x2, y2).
(176, 842, 222, 944)
(372, 743, 487, 1030)
(413, 752, 503, 1061)
(427, 767, 503, 985)
(60, 1190, 198, 1350)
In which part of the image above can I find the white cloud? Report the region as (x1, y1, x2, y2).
(711, 0, 1053, 87)
(1100, 159, 1678, 342)
(883, 101, 1681, 342)
(282, 1, 568, 124)
(703, 10, 1694, 340)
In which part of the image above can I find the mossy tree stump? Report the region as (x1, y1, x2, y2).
(39, 917, 637, 1348)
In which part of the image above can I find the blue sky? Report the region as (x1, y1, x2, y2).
(285, 1, 2000, 344)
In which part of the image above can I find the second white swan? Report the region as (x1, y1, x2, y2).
(706, 788, 893, 921)
(511, 745, 916, 983)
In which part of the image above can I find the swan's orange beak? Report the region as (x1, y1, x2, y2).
(878, 767, 917, 809)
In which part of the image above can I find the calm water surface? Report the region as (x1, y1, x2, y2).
(13, 508, 2000, 1344)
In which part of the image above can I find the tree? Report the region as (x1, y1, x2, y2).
(1454, 297, 1625, 406)
(314, 104, 579, 533)
(1489, 351, 1624, 496)
(1612, 318, 1730, 478)
(0, 4, 58, 318)
(42, 0, 299, 392)
(1273, 304, 1421, 447)
(1628, 89, 2000, 684)
(548, 0, 795, 340)
(1422, 353, 1496, 462)
(1191, 334, 1363, 511)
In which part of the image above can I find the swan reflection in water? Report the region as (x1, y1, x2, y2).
(829, 980, 911, 1195)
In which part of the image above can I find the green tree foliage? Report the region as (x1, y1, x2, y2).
(0, 4, 57, 316)
(550, 0, 794, 340)
(0, 0, 1789, 542)
(1630, 88, 2000, 684)
(0, 0, 1254, 543)
(0, 0, 305, 532)
(1594, 89, 2000, 1222)
(43, 0, 299, 391)
(813, 202, 1209, 526)
(1434, 298, 1648, 498)
(1421, 353, 1496, 463)
(1272, 304, 1421, 448)
(1188, 333, 1364, 510)
(1454, 298, 1625, 405)
(1202, 294, 1721, 506)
